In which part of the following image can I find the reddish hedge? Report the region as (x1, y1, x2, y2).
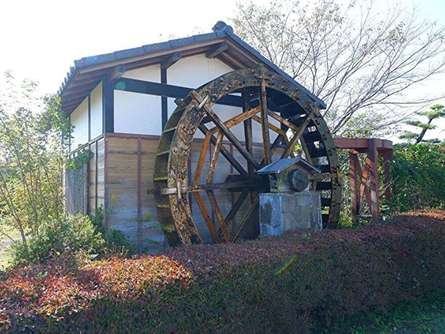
(1, 210, 445, 333)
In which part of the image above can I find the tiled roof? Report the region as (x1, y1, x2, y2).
(59, 21, 326, 112)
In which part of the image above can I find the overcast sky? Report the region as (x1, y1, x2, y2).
(1, 0, 444, 139)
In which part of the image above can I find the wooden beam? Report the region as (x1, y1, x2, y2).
(161, 52, 182, 70)
(161, 67, 168, 129)
(113, 77, 243, 107)
(334, 137, 393, 151)
(206, 43, 229, 58)
(259, 80, 271, 164)
(102, 79, 114, 133)
(110, 65, 127, 80)
(87, 95, 91, 141)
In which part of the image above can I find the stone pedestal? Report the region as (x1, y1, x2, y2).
(259, 191, 322, 236)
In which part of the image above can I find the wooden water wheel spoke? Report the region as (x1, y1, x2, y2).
(260, 80, 271, 164)
(214, 190, 250, 238)
(224, 190, 249, 224)
(259, 134, 292, 165)
(192, 192, 219, 242)
(225, 106, 261, 129)
(201, 101, 260, 170)
(252, 115, 288, 139)
(207, 106, 261, 133)
(232, 198, 259, 242)
(193, 132, 212, 185)
(154, 67, 341, 245)
(267, 110, 299, 132)
(206, 190, 230, 241)
(282, 115, 313, 158)
(206, 131, 224, 184)
(242, 89, 255, 177)
(199, 124, 247, 176)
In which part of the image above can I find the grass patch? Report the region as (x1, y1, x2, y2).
(322, 291, 445, 333)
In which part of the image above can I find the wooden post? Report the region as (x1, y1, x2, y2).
(136, 137, 142, 253)
(102, 80, 114, 133)
(103, 136, 109, 229)
(366, 139, 380, 220)
(349, 152, 360, 224)
(95, 140, 99, 212)
(161, 68, 168, 129)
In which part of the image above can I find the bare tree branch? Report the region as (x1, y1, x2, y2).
(232, 0, 445, 136)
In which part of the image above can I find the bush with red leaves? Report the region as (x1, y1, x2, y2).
(1, 210, 445, 333)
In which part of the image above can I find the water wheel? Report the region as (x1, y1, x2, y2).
(154, 67, 341, 245)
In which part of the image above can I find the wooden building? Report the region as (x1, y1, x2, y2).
(60, 21, 329, 250)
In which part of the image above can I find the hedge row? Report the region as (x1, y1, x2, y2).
(1, 211, 445, 333)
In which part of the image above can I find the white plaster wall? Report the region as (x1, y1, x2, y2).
(90, 83, 103, 139)
(70, 97, 89, 150)
(169, 54, 238, 139)
(122, 64, 161, 82)
(114, 91, 162, 135)
(167, 53, 232, 131)
(167, 53, 233, 88)
(112, 54, 277, 140)
(114, 64, 162, 135)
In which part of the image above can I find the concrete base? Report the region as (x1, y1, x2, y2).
(259, 191, 322, 236)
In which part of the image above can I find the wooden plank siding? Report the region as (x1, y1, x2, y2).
(65, 136, 105, 216)
(104, 134, 165, 252)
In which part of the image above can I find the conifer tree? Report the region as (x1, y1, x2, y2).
(400, 104, 445, 144)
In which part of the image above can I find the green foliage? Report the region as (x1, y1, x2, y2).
(391, 143, 445, 211)
(66, 147, 93, 170)
(0, 72, 71, 249)
(0, 72, 117, 266)
(400, 104, 445, 144)
(89, 207, 133, 254)
(11, 214, 105, 265)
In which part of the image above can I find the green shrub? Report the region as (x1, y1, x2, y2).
(2, 211, 445, 333)
(392, 143, 445, 211)
(89, 207, 133, 254)
(11, 214, 105, 265)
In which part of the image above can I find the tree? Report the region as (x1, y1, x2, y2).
(0, 72, 71, 246)
(232, 0, 445, 135)
(399, 104, 445, 143)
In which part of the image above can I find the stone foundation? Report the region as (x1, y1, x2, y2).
(259, 191, 322, 236)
